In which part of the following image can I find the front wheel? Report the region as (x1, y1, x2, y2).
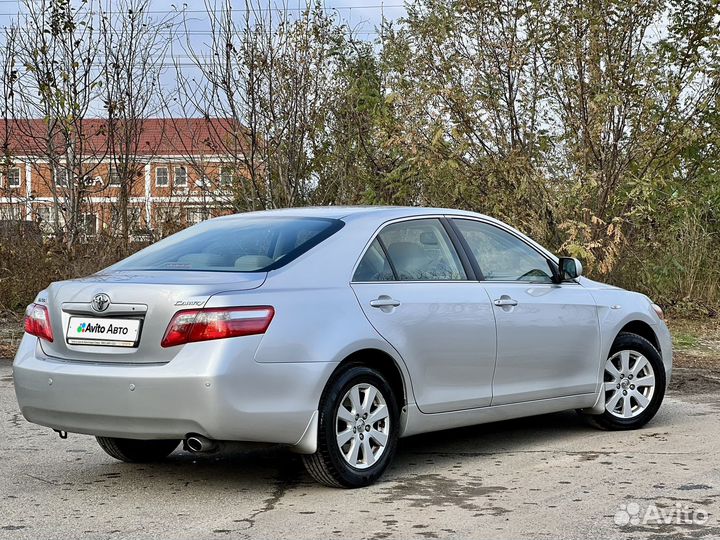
(583, 332, 666, 430)
(302, 365, 399, 488)
(96, 437, 180, 463)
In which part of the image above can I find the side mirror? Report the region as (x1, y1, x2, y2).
(558, 257, 583, 281)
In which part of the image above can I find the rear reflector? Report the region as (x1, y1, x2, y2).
(24, 303, 54, 343)
(161, 306, 275, 348)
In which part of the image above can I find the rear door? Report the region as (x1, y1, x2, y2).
(451, 218, 600, 405)
(351, 217, 497, 413)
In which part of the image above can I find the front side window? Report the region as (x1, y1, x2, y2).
(370, 218, 466, 281)
(110, 217, 344, 273)
(453, 219, 553, 283)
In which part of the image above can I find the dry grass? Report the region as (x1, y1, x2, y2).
(0, 314, 22, 358)
(668, 317, 720, 371)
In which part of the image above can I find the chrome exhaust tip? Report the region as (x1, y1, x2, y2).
(185, 434, 218, 453)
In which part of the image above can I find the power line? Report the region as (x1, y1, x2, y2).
(0, 4, 405, 16)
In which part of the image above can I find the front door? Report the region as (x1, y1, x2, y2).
(451, 218, 601, 405)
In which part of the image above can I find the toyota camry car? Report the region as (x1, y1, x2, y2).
(13, 207, 672, 487)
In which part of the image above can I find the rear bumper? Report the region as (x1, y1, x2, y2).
(13, 334, 337, 445)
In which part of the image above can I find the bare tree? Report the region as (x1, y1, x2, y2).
(99, 0, 176, 252)
(170, 0, 346, 212)
(10, 0, 105, 248)
(0, 26, 21, 221)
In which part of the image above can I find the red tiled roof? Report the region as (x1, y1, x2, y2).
(0, 118, 245, 157)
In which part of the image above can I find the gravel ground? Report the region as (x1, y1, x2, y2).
(1, 362, 719, 540)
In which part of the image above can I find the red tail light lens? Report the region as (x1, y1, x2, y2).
(24, 303, 54, 342)
(161, 306, 275, 348)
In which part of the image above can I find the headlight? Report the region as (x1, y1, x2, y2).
(651, 303, 665, 320)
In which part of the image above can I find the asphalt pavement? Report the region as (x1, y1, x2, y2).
(1, 362, 718, 539)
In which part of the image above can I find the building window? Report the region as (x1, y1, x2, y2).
(37, 206, 52, 224)
(158, 206, 182, 222)
(108, 165, 121, 187)
(111, 205, 142, 228)
(220, 166, 234, 187)
(156, 166, 169, 187)
(55, 168, 70, 187)
(4, 167, 21, 188)
(78, 213, 97, 236)
(186, 207, 208, 225)
(36, 205, 64, 231)
(0, 205, 24, 220)
(174, 166, 188, 188)
(156, 206, 183, 236)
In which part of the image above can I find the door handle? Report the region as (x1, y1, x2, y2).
(493, 297, 518, 307)
(370, 296, 401, 308)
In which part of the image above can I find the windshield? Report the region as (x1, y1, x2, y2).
(110, 216, 344, 273)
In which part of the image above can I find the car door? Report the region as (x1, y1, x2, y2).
(351, 217, 497, 413)
(451, 218, 601, 405)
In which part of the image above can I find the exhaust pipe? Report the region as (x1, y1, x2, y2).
(185, 434, 219, 454)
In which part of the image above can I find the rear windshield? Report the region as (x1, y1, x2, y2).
(110, 217, 344, 273)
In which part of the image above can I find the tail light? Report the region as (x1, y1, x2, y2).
(161, 306, 274, 348)
(24, 303, 54, 342)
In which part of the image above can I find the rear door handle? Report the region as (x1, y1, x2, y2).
(370, 296, 401, 308)
(493, 297, 518, 307)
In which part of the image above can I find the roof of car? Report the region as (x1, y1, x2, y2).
(215, 206, 488, 221)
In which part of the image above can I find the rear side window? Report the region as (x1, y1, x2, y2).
(353, 239, 395, 281)
(110, 217, 343, 273)
(354, 218, 466, 282)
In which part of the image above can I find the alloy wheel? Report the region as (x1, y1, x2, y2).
(604, 349, 656, 419)
(335, 383, 390, 469)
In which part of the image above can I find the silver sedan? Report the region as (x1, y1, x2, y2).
(13, 207, 672, 487)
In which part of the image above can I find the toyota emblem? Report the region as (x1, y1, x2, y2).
(91, 293, 111, 313)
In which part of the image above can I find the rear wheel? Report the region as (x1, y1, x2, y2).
(302, 365, 399, 488)
(583, 332, 666, 430)
(96, 437, 180, 463)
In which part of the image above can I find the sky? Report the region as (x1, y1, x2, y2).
(0, 0, 408, 115)
(0, 0, 408, 40)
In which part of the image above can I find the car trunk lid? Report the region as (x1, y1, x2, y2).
(39, 270, 266, 364)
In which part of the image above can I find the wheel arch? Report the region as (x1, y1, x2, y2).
(617, 320, 660, 354)
(292, 347, 410, 455)
(327, 348, 408, 412)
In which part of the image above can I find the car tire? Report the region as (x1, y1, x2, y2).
(96, 437, 180, 463)
(581, 332, 666, 430)
(302, 365, 399, 488)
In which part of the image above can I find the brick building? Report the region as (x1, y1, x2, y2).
(0, 118, 242, 238)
